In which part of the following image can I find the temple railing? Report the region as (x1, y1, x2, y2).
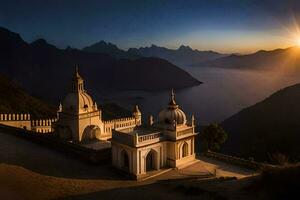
(0, 113, 31, 121)
(138, 132, 163, 143)
(112, 130, 164, 147)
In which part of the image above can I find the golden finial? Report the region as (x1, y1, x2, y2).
(73, 64, 82, 79)
(171, 88, 175, 101)
(168, 88, 178, 109)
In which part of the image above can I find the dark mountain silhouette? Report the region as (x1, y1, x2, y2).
(0, 74, 56, 119)
(82, 40, 140, 59)
(127, 44, 225, 66)
(221, 83, 300, 162)
(0, 27, 201, 102)
(193, 47, 300, 72)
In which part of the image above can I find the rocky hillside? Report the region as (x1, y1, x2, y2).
(221, 83, 300, 162)
(0, 74, 56, 119)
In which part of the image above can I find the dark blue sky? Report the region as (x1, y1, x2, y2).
(1, 0, 300, 53)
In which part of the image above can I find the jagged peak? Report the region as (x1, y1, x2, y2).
(31, 38, 48, 45)
(30, 38, 58, 49)
(85, 40, 119, 50)
(178, 45, 193, 51)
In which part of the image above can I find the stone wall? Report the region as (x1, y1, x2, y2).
(31, 119, 57, 133)
(0, 113, 57, 133)
(0, 123, 111, 164)
(0, 113, 31, 130)
(202, 150, 277, 170)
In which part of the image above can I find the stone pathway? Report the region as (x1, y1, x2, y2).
(149, 156, 257, 181)
(197, 155, 257, 179)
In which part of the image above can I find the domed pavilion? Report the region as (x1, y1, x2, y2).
(55, 67, 142, 143)
(111, 89, 198, 179)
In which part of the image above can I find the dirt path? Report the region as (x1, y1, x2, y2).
(197, 155, 257, 178)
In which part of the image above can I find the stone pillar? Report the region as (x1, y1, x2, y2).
(134, 133, 139, 146)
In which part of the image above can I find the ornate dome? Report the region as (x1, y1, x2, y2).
(63, 92, 95, 113)
(158, 90, 187, 125)
(62, 67, 97, 114)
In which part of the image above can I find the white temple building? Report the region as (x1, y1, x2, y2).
(54, 67, 142, 143)
(111, 90, 197, 178)
(0, 67, 198, 179)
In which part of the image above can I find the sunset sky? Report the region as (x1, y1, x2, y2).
(1, 0, 300, 53)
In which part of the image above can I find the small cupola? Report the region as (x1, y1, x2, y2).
(158, 89, 187, 125)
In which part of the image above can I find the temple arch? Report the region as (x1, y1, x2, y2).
(181, 142, 189, 158)
(120, 149, 130, 171)
(145, 149, 158, 172)
(82, 125, 101, 141)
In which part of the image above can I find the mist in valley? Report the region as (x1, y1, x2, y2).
(98, 67, 300, 125)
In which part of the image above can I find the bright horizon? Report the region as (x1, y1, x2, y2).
(2, 0, 300, 54)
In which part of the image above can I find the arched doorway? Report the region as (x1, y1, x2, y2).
(82, 125, 101, 141)
(181, 142, 189, 158)
(146, 150, 158, 172)
(121, 150, 129, 171)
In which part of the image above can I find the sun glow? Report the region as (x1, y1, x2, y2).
(296, 37, 300, 46)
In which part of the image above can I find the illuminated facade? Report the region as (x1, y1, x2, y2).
(111, 90, 197, 178)
(55, 67, 142, 142)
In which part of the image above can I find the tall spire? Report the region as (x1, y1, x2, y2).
(168, 89, 178, 109)
(73, 65, 82, 80)
(72, 65, 84, 92)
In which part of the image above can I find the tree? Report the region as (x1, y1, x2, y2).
(201, 123, 228, 152)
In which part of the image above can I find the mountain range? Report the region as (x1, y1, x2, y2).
(82, 40, 140, 60)
(82, 40, 300, 72)
(82, 42, 225, 66)
(193, 46, 300, 72)
(0, 27, 201, 102)
(221, 83, 300, 162)
(127, 44, 225, 66)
